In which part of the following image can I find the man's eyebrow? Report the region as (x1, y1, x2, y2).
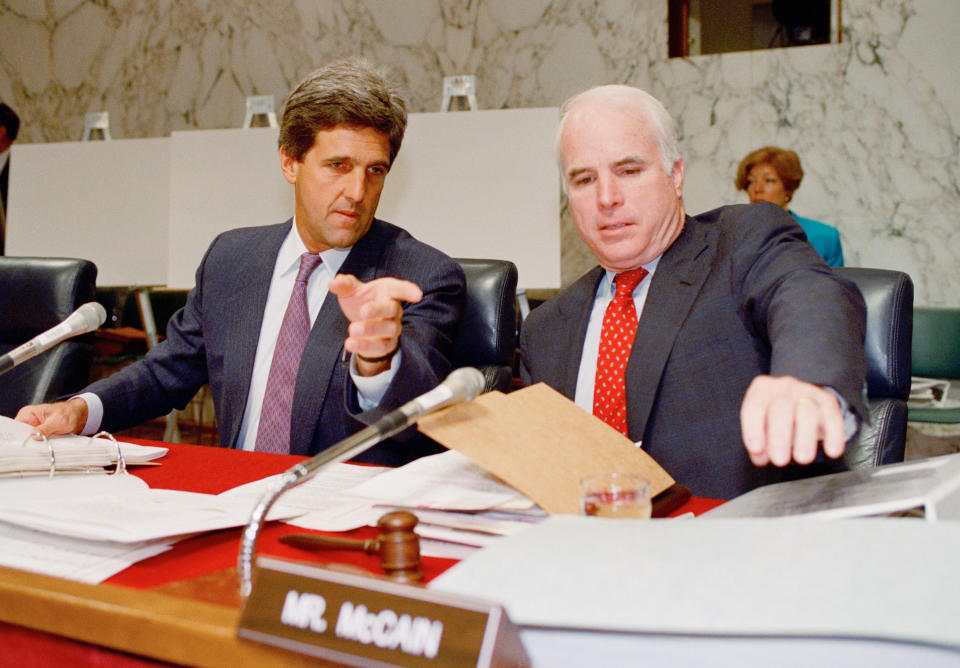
(566, 166, 592, 179)
(322, 155, 390, 168)
(614, 156, 647, 166)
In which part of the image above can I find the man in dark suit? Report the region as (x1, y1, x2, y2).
(520, 85, 866, 499)
(0, 102, 20, 255)
(17, 59, 465, 465)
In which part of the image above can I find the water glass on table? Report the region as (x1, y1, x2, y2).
(580, 473, 652, 519)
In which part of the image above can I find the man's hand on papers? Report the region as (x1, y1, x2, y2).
(329, 274, 423, 376)
(740, 374, 846, 467)
(15, 397, 88, 437)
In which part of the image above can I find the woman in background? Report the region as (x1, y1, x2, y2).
(735, 146, 844, 267)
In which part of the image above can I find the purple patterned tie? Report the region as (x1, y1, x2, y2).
(593, 268, 648, 435)
(255, 252, 323, 453)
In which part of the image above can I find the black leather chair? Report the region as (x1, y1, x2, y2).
(0, 257, 98, 417)
(834, 267, 913, 469)
(452, 259, 519, 393)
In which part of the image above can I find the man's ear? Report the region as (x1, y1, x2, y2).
(671, 157, 685, 197)
(279, 146, 298, 185)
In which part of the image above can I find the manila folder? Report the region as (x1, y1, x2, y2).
(416, 383, 675, 515)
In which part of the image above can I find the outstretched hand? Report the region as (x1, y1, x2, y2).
(328, 274, 423, 376)
(740, 374, 846, 467)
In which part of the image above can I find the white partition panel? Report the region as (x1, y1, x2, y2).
(166, 109, 560, 290)
(167, 127, 292, 289)
(377, 108, 561, 290)
(6, 138, 170, 287)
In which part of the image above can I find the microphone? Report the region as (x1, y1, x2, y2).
(0, 302, 107, 375)
(365, 366, 487, 439)
(298, 365, 486, 474)
(238, 366, 486, 596)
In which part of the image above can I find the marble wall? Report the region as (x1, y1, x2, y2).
(0, 0, 957, 305)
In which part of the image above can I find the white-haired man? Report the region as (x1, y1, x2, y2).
(520, 85, 866, 499)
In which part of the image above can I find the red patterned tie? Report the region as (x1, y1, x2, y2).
(255, 252, 324, 453)
(593, 268, 648, 435)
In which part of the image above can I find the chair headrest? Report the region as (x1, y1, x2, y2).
(0, 257, 98, 342)
(834, 267, 913, 400)
(451, 259, 518, 369)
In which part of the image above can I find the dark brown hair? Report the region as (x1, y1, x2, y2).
(279, 58, 407, 164)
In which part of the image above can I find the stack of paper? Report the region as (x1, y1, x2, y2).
(0, 522, 174, 584)
(430, 516, 960, 654)
(0, 463, 298, 583)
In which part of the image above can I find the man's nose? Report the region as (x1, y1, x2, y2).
(596, 173, 622, 209)
(344, 169, 367, 202)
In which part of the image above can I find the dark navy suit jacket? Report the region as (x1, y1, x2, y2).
(520, 204, 866, 499)
(86, 218, 465, 465)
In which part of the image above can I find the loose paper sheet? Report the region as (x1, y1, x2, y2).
(341, 449, 533, 512)
(220, 463, 389, 533)
(0, 485, 300, 542)
(417, 384, 675, 514)
(703, 452, 960, 520)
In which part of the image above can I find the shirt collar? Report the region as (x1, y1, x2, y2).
(601, 256, 660, 297)
(278, 219, 352, 278)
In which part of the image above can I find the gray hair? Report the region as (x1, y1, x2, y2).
(279, 58, 407, 164)
(556, 85, 681, 177)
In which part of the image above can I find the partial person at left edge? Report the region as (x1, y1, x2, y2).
(16, 58, 466, 466)
(0, 102, 20, 255)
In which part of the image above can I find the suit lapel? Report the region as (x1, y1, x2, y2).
(553, 268, 603, 398)
(625, 218, 717, 439)
(289, 220, 387, 448)
(222, 221, 290, 447)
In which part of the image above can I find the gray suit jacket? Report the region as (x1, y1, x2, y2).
(520, 203, 867, 499)
(87, 218, 465, 465)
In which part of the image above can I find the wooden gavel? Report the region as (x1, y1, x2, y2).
(279, 510, 423, 584)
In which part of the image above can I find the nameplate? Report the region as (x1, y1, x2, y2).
(238, 556, 530, 667)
